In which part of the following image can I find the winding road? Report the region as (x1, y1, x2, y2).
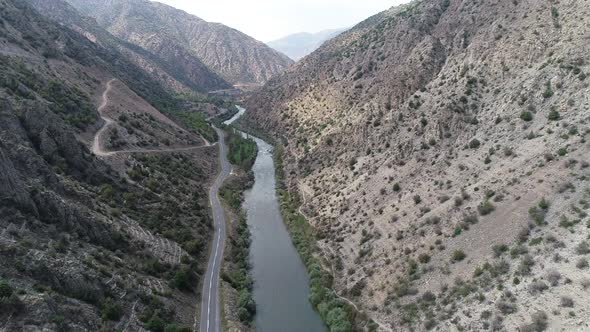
(92, 79, 117, 157)
(91, 79, 211, 157)
(197, 126, 231, 332)
(92, 79, 233, 332)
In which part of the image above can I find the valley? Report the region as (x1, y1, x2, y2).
(2, 0, 590, 331)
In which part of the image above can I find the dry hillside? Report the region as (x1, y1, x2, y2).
(25, 0, 230, 94)
(0, 0, 221, 330)
(65, 0, 294, 86)
(245, 0, 590, 330)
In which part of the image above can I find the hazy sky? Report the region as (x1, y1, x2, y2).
(152, 0, 410, 42)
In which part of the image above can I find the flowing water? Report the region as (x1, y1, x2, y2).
(224, 107, 325, 332)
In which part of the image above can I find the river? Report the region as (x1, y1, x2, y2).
(224, 107, 325, 332)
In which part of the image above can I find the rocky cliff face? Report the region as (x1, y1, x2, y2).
(0, 0, 218, 330)
(246, 0, 590, 330)
(65, 0, 294, 86)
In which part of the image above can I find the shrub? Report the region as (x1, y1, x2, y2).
(529, 207, 546, 225)
(237, 289, 256, 322)
(452, 250, 466, 262)
(576, 241, 590, 255)
(101, 298, 123, 321)
(418, 254, 431, 264)
(557, 148, 568, 156)
(172, 268, 194, 291)
(560, 296, 574, 308)
(538, 198, 549, 210)
(469, 139, 481, 149)
(522, 311, 548, 332)
(520, 112, 533, 122)
(518, 255, 535, 275)
(0, 281, 13, 298)
(546, 270, 561, 286)
(496, 300, 517, 315)
(413, 195, 422, 205)
(492, 244, 509, 257)
(542, 81, 554, 99)
(548, 110, 560, 121)
(146, 316, 165, 331)
(478, 200, 495, 216)
(393, 183, 401, 192)
(463, 213, 479, 224)
(528, 281, 548, 294)
(576, 258, 589, 269)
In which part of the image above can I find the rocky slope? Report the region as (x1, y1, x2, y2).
(268, 28, 347, 61)
(245, 0, 590, 330)
(0, 0, 220, 330)
(65, 0, 294, 86)
(24, 0, 230, 93)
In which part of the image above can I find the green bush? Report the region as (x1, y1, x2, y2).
(237, 289, 256, 322)
(418, 254, 431, 264)
(452, 250, 466, 262)
(172, 268, 194, 291)
(542, 81, 554, 99)
(548, 110, 560, 121)
(469, 139, 481, 149)
(477, 200, 495, 216)
(146, 316, 166, 332)
(0, 281, 13, 298)
(520, 112, 533, 122)
(413, 195, 422, 205)
(101, 298, 123, 321)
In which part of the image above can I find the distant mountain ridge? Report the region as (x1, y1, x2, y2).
(64, 0, 294, 86)
(267, 28, 347, 61)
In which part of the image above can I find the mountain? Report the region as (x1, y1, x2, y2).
(245, 0, 590, 330)
(24, 0, 231, 94)
(268, 28, 347, 61)
(64, 0, 294, 86)
(0, 0, 220, 330)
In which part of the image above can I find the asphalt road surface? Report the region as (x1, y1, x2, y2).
(198, 126, 231, 332)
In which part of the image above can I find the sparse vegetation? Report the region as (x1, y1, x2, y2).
(478, 199, 495, 216)
(520, 111, 533, 122)
(452, 250, 466, 262)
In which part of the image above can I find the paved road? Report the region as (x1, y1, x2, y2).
(92, 79, 231, 331)
(197, 126, 231, 332)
